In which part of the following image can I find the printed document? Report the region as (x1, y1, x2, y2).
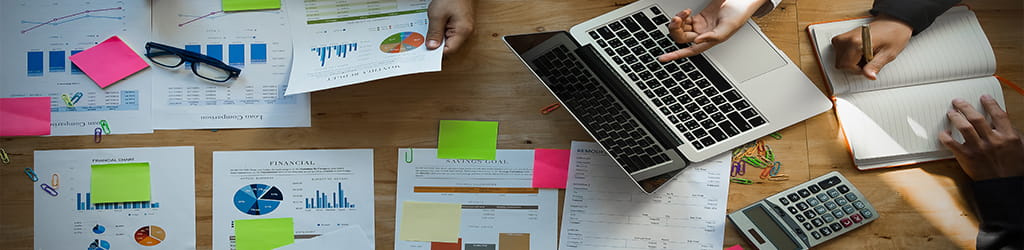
(212, 149, 375, 250)
(280, 0, 443, 95)
(559, 141, 731, 250)
(33, 146, 196, 249)
(1, 0, 153, 135)
(395, 148, 559, 250)
(150, 0, 311, 129)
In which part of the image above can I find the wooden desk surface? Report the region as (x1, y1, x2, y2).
(2, 0, 1021, 249)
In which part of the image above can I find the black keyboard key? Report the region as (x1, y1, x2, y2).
(727, 112, 752, 131)
(615, 30, 630, 39)
(685, 103, 700, 113)
(612, 56, 623, 65)
(702, 105, 717, 114)
(669, 104, 684, 113)
(642, 39, 657, 48)
(837, 185, 850, 194)
(812, 218, 825, 227)
(787, 193, 801, 203)
(688, 71, 703, 80)
(672, 71, 687, 81)
(687, 88, 702, 98)
(589, 31, 600, 39)
(723, 90, 741, 101)
(604, 48, 615, 56)
(654, 70, 669, 79)
(818, 176, 842, 189)
(669, 87, 684, 96)
(644, 90, 655, 98)
(680, 79, 695, 89)
(700, 120, 715, 129)
(624, 37, 639, 47)
(652, 15, 669, 25)
(703, 87, 718, 96)
(609, 21, 624, 31)
(718, 104, 734, 113)
(684, 120, 699, 129)
(631, 46, 646, 55)
(634, 30, 650, 41)
(615, 47, 630, 56)
(664, 63, 680, 72)
(651, 98, 663, 107)
(692, 140, 704, 149)
(733, 100, 750, 110)
(621, 17, 641, 32)
(829, 223, 843, 231)
(650, 6, 663, 15)
(700, 137, 715, 147)
(667, 115, 679, 123)
(749, 116, 766, 126)
(632, 12, 657, 31)
(681, 62, 695, 71)
(798, 189, 812, 198)
(693, 128, 708, 138)
(597, 40, 608, 47)
(597, 27, 615, 40)
(624, 55, 638, 64)
(711, 96, 727, 105)
(809, 185, 822, 193)
(644, 80, 659, 89)
(676, 111, 691, 121)
(802, 222, 812, 229)
(654, 88, 668, 96)
(796, 202, 809, 211)
(788, 206, 799, 214)
(779, 198, 790, 205)
(803, 210, 817, 218)
(633, 64, 648, 74)
(720, 122, 740, 136)
(658, 38, 674, 48)
(709, 128, 727, 141)
(628, 73, 639, 82)
(683, 132, 696, 141)
(693, 111, 708, 121)
(662, 96, 677, 105)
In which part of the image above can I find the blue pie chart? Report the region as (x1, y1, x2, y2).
(233, 184, 283, 215)
(88, 239, 110, 250)
(92, 224, 105, 234)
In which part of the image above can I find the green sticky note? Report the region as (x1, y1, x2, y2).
(235, 218, 294, 250)
(437, 120, 498, 160)
(222, 0, 281, 12)
(90, 163, 151, 203)
(399, 201, 462, 243)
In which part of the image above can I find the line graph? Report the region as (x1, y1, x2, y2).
(177, 11, 224, 27)
(20, 7, 123, 34)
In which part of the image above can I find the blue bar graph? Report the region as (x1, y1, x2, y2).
(27, 51, 44, 77)
(206, 44, 223, 61)
(184, 45, 202, 67)
(305, 183, 356, 209)
(48, 51, 65, 72)
(250, 44, 267, 64)
(77, 192, 159, 211)
(228, 44, 245, 67)
(311, 43, 357, 67)
(70, 50, 83, 74)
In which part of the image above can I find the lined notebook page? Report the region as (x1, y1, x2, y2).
(835, 77, 1003, 161)
(811, 6, 995, 95)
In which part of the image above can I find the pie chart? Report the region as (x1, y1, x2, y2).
(233, 184, 284, 215)
(92, 224, 106, 234)
(134, 225, 166, 246)
(88, 239, 110, 250)
(379, 32, 424, 53)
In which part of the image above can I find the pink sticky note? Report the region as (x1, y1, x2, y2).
(0, 97, 51, 136)
(69, 36, 149, 88)
(725, 244, 744, 250)
(532, 149, 571, 189)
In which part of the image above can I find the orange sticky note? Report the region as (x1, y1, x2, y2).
(0, 97, 51, 136)
(69, 36, 149, 88)
(531, 149, 571, 189)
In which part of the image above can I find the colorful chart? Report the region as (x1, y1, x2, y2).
(133, 225, 166, 246)
(379, 32, 424, 53)
(88, 239, 110, 250)
(233, 184, 284, 215)
(92, 224, 106, 234)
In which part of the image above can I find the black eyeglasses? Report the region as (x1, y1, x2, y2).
(145, 42, 241, 83)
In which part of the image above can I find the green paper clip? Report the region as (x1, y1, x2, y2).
(769, 132, 782, 140)
(731, 178, 753, 185)
(1, 148, 10, 164)
(61, 94, 74, 107)
(404, 148, 413, 163)
(766, 146, 775, 162)
(743, 156, 766, 168)
(99, 120, 111, 134)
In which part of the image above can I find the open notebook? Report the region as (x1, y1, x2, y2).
(809, 6, 1005, 170)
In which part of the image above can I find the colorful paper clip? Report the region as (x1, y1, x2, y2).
(40, 183, 58, 196)
(94, 128, 102, 143)
(51, 174, 60, 189)
(99, 120, 111, 134)
(61, 94, 74, 107)
(768, 174, 789, 181)
(70, 92, 83, 105)
(24, 167, 38, 182)
(731, 178, 753, 185)
(769, 162, 781, 176)
(540, 102, 561, 115)
(404, 148, 414, 163)
(730, 162, 745, 177)
(769, 132, 782, 140)
(1, 147, 10, 164)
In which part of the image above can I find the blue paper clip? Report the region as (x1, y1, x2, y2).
(770, 162, 782, 176)
(40, 183, 58, 196)
(730, 162, 745, 177)
(70, 92, 83, 105)
(1, 147, 10, 164)
(99, 120, 111, 134)
(94, 128, 102, 143)
(24, 167, 38, 182)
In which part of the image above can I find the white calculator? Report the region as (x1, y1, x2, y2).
(727, 171, 878, 249)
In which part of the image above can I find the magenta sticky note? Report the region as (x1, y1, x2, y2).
(0, 97, 51, 136)
(69, 36, 149, 88)
(532, 149, 571, 189)
(726, 245, 744, 250)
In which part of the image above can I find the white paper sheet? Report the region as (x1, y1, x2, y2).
(274, 225, 373, 250)
(212, 149, 375, 250)
(33, 146, 197, 249)
(149, 0, 311, 129)
(1, 0, 153, 136)
(395, 148, 559, 250)
(559, 141, 731, 250)
(280, 0, 443, 95)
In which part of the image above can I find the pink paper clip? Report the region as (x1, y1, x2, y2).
(40, 183, 58, 196)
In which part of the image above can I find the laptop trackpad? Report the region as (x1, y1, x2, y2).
(705, 22, 787, 84)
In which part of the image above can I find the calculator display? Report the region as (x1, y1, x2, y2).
(743, 204, 800, 250)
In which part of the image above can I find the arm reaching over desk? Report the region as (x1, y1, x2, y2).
(939, 95, 1024, 250)
(426, 0, 476, 55)
(657, 0, 779, 62)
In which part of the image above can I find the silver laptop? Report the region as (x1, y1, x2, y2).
(504, 0, 831, 193)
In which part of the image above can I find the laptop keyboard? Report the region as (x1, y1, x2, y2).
(586, 6, 767, 150)
(532, 45, 670, 173)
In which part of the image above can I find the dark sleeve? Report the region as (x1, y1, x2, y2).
(971, 176, 1024, 250)
(869, 0, 960, 35)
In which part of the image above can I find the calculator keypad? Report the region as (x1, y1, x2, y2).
(768, 172, 878, 246)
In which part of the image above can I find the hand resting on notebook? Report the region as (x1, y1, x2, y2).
(940, 95, 1024, 181)
(426, 0, 476, 55)
(830, 15, 912, 80)
(657, 0, 769, 62)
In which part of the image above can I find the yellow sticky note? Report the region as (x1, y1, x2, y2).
(222, 0, 281, 12)
(234, 218, 294, 250)
(400, 201, 462, 243)
(90, 163, 151, 203)
(437, 120, 498, 160)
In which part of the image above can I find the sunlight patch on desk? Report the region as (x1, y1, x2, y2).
(878, 168, 979, 245)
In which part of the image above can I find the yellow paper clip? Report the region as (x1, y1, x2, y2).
(94, 128, 102, 143)
(70, 92, 83, 105)
(61, 94, 74, 107)
(51, 174, 59, 189)
(1, 147, 10, 164)
(99, 120, 111, 134)
(731, 178, 753, 185)
(24, 167, 38, 182)
(40, 183, 58, 196)
(540, 102, 561, 115)
(766, 145, 775, 162)
(769, 132, 782, 140)
(768, 174, 789, 181)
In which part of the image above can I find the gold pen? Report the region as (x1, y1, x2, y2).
(861, 24, 873, 61)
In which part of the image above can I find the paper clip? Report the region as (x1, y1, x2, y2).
(769, 132, 782, 140)
(404, 148, 414, 163)
(768, 174, 789, 181)
(99, 120, 111, 134)
(759, 166, 772, 179)
(61, 94, 74, 107)
(70, 92, 83, 105)
(1, 147, 10, 164)
(94, 128, 102, 143)
(765, 145, 776, 162)
(770, 162, 781, 176)
(730, 162, 745, 177)
(40, 183, 58, 196)
(540, 102, 561, 115)
(731, 178, 753, 185)
(51, 174, 60, 189)
(743, 156, 766, 168)
(24, 167, 38, 182)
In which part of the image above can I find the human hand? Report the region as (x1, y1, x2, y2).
(426, 0, 475, 55)
(657, 0, 767, 62)
(830, 15, 912, 80)
(939, 95, 1024, 181)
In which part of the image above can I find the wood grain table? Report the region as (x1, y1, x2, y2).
(2, 0, 1021, 249)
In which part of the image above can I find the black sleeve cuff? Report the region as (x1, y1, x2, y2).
(971, 176, 1024, 250)
(869, 0, 960, 35)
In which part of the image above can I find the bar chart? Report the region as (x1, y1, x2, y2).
(77, 192, 160, 210)
(311, 43, 358, 67)
(305, 182, 357, 209)
(181, 43, 269, 68)
(26, 50, 85, 77)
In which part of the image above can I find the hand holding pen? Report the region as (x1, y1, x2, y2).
(830, 14, 913, 80)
